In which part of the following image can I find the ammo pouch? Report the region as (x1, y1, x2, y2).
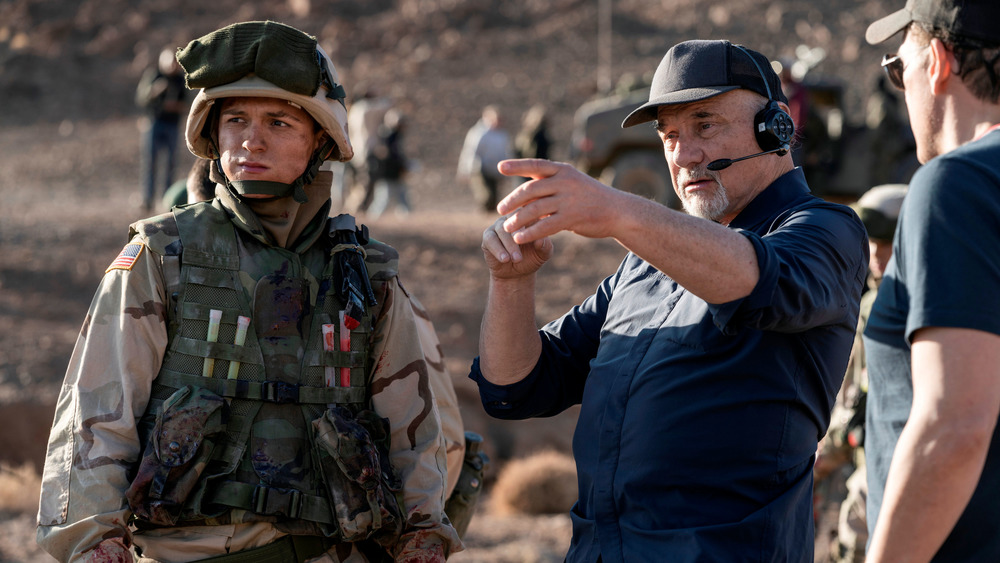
(312, 406, 403, 545)
(126, 385, 227, 526)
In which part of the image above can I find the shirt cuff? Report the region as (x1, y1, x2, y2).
(706, 230, 777, 334)
(467, 356, 543, 417)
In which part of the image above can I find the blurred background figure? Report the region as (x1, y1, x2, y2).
(367, 109, 413, 219)
(775, 57, 809, 166)
(344, 86, 391, 213)
(813, 183, 907, 563)
(865, 76, 918, 187)
(457, 105, 511, 213)
(514, 104, 551, 161)
(514, 104, 552, 183)
(135, 47, 187, 211)
(160, 158, 217, 209)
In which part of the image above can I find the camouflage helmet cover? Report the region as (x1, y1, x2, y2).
(178, 21, 354, 163)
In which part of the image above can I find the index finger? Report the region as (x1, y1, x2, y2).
(497, 158, 563, 180)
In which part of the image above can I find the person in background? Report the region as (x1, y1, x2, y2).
(470, 39, 868, 562)
(457, 105, 512, 213)
(514, 104, 551, 161)
(135, 47, 188, 211)
(862, 1, 1000, 560)
(813, 184, 907, 563)
(345, 88, 391, 214)
(367, 109, 413, 219)
(36, 21, 462, 563)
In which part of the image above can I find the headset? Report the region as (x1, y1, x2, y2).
(736, 44, 795, 153)
(707, 46, 796, 171)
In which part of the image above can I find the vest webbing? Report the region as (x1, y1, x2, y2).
(137, 201, 377, 532)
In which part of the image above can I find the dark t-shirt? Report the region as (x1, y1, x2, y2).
(864, 130, 1000, 561)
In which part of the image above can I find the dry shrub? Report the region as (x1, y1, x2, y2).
(0, 462, 42, 514)
(491, 450, 577, 516)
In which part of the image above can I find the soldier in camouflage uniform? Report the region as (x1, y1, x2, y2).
(813, 184, 907, 563)
(36, 21, 464, 563)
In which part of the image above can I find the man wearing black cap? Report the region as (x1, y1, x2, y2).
(469, 39, 868, 562)
(862, 1, 1000, 561)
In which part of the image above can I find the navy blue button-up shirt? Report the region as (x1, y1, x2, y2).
(470, 169, 868, 562)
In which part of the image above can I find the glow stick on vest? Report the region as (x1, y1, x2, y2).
(202, 309, 223, 377)
(322, 323, 338, 394)
(339, 310, 351, 387)
(227, 315, 250, 380)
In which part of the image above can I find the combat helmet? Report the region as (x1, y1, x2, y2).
(854, 183, 908, 241)
(178, 21, 353, 203)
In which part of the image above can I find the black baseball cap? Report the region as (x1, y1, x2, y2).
(866, 0, 1000, 45)
(622, 40, 787, 129)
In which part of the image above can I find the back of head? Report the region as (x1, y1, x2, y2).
(866, 0, 1000, 103)
(483, 105, 501, 128)
(855, 183, 908, 241)
(178, 21, 353, 202)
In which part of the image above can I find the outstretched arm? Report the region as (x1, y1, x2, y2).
(495, 159, 758, 305)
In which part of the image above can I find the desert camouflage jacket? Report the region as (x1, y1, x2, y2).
(36, 189, 463, 562)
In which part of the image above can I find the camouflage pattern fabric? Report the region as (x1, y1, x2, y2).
(814, 275, 877, 563)
(36, 188, 463, 562)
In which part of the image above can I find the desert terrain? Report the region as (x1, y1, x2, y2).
(1, 1, 900, 560)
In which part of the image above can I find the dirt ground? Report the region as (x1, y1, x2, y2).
(0, 1, 899, 560)
(0, 117, 626, 562)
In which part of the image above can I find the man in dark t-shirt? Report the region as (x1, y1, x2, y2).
(863, 1, 1000, 560)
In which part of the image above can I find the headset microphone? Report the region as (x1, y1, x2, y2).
(706, 145, 790, 171)
(707, 45, 796, 173)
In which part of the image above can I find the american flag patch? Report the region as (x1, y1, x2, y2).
(106, 243, 145, 273)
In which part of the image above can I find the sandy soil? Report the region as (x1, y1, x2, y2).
(0, 2, 897, 559)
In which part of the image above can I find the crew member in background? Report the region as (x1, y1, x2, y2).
(457, 105, 512, 213)
(135, 48, 188, 212)
(813, 184, 907, 563)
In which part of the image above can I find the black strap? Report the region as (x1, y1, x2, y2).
(156, 371, 367, 405)
(207, 481, 336, 525)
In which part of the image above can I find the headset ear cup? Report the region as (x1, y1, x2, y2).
(754, 100, 795, 154)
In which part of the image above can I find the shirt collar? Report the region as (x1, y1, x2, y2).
(727, 167, 812, 231)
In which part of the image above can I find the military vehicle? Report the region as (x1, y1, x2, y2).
(568, 73, 918, 206)
(568, 87, 679, 208)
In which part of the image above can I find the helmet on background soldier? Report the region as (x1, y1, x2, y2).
(854, 183, 908, 242)
(177, 21, 353, 202)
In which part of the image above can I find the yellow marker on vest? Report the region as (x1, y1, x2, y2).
(202, 309, 222, 377)
(227, 315, 251, 379)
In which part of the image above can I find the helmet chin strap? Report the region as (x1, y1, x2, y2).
(214, 138, 336, 204)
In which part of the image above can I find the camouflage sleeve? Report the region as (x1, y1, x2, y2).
(409, 294, 465, 500)
(36, 235, 168, 562)
(367, 277, 464, 560)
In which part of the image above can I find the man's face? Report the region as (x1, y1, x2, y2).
(217, 97, 325, 193)
(894, 29, 937, 163)
(656, 90, 774, 224)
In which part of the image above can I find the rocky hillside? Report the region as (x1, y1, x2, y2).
(2, 0, 900, 175)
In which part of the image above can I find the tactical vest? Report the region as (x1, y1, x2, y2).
(125, 201, 404, 546)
